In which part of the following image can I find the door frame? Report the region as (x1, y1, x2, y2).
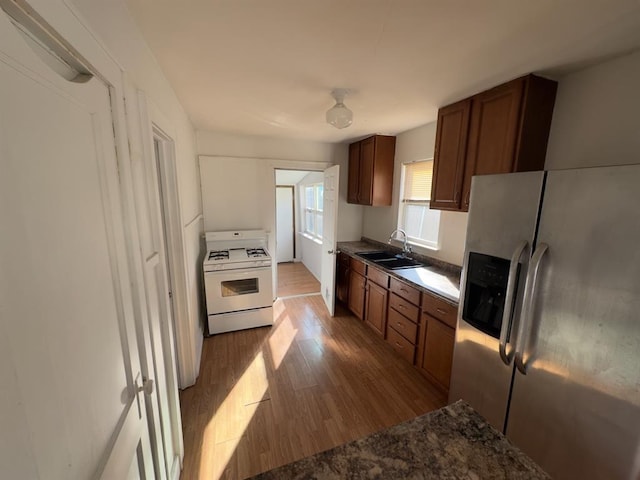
(137, 93, 198, 388)
(268, 162, 331, 300)
(137, 93, 187, 466)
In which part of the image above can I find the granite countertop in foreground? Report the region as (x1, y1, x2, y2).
(337, 240, 461, 304)
(250, 400, 549, 480)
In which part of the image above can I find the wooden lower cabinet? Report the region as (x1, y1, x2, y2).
(386, 326, 416, 364)
(341, 253, 458, 392)
(336, 253, 350, 304)
(417, 312, 456, 391)
(348, 270, 366, 320)
(364, 280, 388, 337)
(386, 278, 420, 363)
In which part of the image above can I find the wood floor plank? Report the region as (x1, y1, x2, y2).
(179, 295, 447, 479)
(277, 262, 320, 297)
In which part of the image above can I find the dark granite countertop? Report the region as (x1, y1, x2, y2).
(338, 240, 461, 304)
(250, 400, 550, 480)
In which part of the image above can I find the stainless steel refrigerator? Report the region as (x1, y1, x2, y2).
(449, 165, 640, 480)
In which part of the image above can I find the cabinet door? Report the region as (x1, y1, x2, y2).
(431, 99, 471, 210)
(347, 142, 361, 204)
(358, 136, 375, 205)
(365, 281, 388, 337)
(418, 314, 455, 390)
(335, 257, 350, 304)
(461, 78, 524, 210)
(348, 271, 366, 320)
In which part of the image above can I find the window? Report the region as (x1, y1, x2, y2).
(398, 160, 440, 249)
(303, 183, 323, 239)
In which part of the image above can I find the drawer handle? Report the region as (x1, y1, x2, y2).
(436, 308, 447, 315)
(400, 288, 409, 293)
(395, 342, 404, 349)
(398, 304, 406, 309)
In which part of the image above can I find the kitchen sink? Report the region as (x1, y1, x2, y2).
(374, 257, 422, 269)
(356, 251, 423, 270)
(357, 250, 397, 261)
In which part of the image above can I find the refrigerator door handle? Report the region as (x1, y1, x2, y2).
(515, 243, 549, 374)
(499, 240, 528, 365)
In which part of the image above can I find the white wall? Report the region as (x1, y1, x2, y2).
(545, 50, 640, 170)
(69, 0, 203, 387)
(197, 130, 363, 243)
(362, 123, 468, 266)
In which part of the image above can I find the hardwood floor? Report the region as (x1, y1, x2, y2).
(179, 296, 447, 480)
(277, 262, 320, 297)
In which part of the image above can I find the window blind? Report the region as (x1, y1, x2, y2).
(402, 160, 433, 203)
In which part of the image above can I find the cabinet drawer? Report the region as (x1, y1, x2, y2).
(338, 251, 350, 267)
(350, 257, 366, 276)
(389, 277, 420, 305)
(366, 265, 389, 288)
(389, 293, 420, 323)
(387, 327, 416, 364)
(387, 308, 418, 344)
(422, 292, 457, 329)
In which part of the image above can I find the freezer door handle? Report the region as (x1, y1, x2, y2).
(515, 243, 549, 374)
(499, 240, 528, 366)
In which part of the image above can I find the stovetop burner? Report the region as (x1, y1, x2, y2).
(204, 231, 272, 271)
(246, 248, 267, 258)
(207, 250, 229, 261)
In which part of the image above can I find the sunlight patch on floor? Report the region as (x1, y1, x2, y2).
(268, 314, 297, 370)
(203, 350, 270, 479)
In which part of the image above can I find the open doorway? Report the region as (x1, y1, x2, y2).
(275, 169, 322, 298)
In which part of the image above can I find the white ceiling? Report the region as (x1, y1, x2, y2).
(125, 0, 640, 143)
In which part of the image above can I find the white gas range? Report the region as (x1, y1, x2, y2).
(203, 230, 274, 335)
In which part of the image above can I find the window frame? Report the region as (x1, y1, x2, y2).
(303, 182, 323, 240)
(397, 159, 441, 250)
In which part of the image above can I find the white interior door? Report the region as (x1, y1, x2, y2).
(123, 89, 184, 479)
(276, 186, 295, 262)
(0, 7, 152, 480)
(320, 165, 340, 315)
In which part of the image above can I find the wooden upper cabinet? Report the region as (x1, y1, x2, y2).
(347, 142, 360, 204)
(431, 74, 557, 212)
(358, 137, 375, 205)
(347, 135, 396, 206)
(462, 79, 525, 209)
(430, 99, 471, 210)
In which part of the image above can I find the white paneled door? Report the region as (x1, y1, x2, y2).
(320, 165, 340, 316)
(0, 7, 153, 480)
(123, 88, 183, 479)
(276, 186, 295, 263)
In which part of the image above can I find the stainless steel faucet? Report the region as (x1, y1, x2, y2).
(388, 229, 412, 255)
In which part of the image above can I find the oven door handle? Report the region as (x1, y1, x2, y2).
(499, 240, 528, 366)
(204, 266, 273, 276)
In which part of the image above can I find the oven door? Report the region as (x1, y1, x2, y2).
(204, 266, 273, 315)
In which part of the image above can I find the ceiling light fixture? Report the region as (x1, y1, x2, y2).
(326, 89, 353, 129)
